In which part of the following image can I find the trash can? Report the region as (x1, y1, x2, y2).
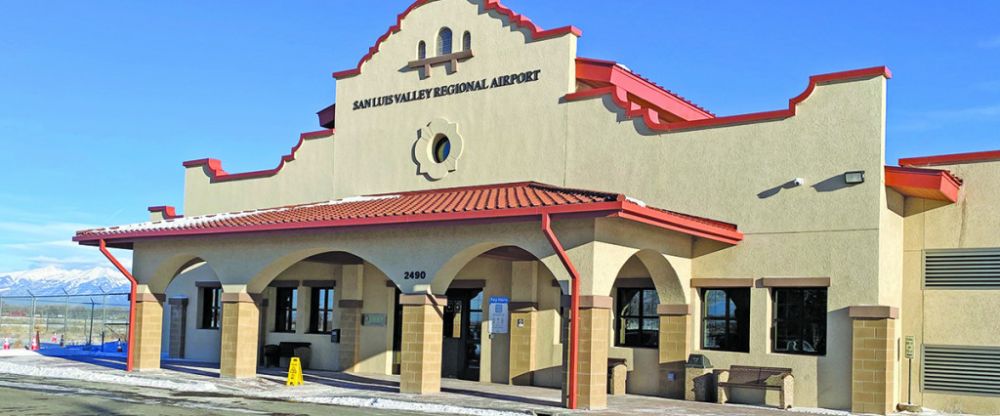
(263, 345, 280, 368)
(293, 346, 312, 370)
(685, 354, 714, 402)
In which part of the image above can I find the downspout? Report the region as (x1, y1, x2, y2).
(98, 239, 137, 372)
(541, 213, 580, 410)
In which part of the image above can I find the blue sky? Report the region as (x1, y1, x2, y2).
(0, 1, 998, 272)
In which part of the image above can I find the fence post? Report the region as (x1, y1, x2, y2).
(88, 299, 96, 346)
(63, 289, 70, 337)
(0, 295, 4, 334)
(101, 289, 108, 351)
(29, 291, 36, 346)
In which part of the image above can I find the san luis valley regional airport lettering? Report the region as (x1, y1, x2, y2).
(352, 69, 542, 111)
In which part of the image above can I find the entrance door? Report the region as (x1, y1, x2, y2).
(442, 288, 483, 381)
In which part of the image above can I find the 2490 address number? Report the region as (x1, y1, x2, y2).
(403, 271, 427, 280)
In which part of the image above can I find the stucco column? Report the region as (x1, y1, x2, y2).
(509, 261, 538, 385)
(850, 306, 898, 415)
(658, 304, 692, 399)
(399, 293, 445, 394)
(132, 292, 164, 372)
(339, 264, 364, 372)
(574, 295, 611, 410)
(220, 292, 260, 378)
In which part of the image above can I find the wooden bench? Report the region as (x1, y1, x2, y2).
(717, 365, 794, 409)
(607, 358, 628, 396)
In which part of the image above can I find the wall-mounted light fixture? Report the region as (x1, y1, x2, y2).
(844, 171, 865, 184)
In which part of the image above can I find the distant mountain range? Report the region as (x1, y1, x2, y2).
(0, 266, 131, 298)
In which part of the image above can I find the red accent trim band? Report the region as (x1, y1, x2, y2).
(331, 0, 582, 79)
(885, 166, 961, 203)
(899, 150, 1000, 167)
(147, 206, 183, 220)
(75, 200, 742, 246)
(575, 57, 714, 121)
(566, 66, 892, 133)
(182, 129, 334, 183)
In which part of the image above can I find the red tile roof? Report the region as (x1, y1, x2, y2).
(74, 182, 742, 246)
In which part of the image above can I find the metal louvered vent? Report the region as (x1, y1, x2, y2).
(924, 248, 1000, 289)
(923, 345, 1000, 396)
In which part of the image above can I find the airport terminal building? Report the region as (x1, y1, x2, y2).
(73, 0, 1000, 414)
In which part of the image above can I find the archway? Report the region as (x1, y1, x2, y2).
(607, 249, 687, 398)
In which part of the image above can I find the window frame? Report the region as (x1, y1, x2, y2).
(437, 27, 453, 56)
(771, 287, 827, 356)
(274, 287, 298, 333)
(700, 288, 751, 353)
(309, 287, 335, 334)
(200, 286, 221, 330)
(614, 287, 660, 349)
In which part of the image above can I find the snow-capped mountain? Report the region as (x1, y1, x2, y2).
(0, 265, 130, 297)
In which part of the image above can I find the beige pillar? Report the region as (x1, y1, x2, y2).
(399, 293, 445, 394)
(850, 306, 898, 415)
(509, 261, 538, 385)
(575, 295, 611, 410)
(220, 292, 260, 378)
(132, 292, 164, 372)
(658, 304, 692, 399)
(339, 264, 364, 372)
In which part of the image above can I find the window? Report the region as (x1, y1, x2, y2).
(615, 288, 659, 348)
(275, 287, 297, 332)
(462, 31, 471, 51)
(309, 287, 335, 333)
(437, 27, 453, 55)
(701, 288, 750, 352)
(200, 287, 221, 329)
(772, 288, 826, 355)
(432, 135, 451, 163)
(417, 41, 426, 60)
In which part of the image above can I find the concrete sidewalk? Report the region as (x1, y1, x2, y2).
(1, 352, 845, 416)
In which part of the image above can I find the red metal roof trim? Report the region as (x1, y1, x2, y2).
(885, 166, 962, 203)
(576, 57, 714, 121)
(74, 182, 742, 245)
(899, 150, 1000, 167)
(332, 0, 582, 79)
(147, 205, 183, 220)
(566, 66, 892, 133)
(182, 129, 334, 183)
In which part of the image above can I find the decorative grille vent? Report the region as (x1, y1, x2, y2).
(923, 345, 1000, 396)
(924, 248, 1000, 289)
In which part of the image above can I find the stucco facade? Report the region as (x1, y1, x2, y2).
(74, 0, 1000, 413)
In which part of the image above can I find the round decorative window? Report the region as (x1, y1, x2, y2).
(413, 118, 463, 180)
(432, 135, 451, 163)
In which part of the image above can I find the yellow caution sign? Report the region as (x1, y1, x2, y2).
(286, 357, 303, 386)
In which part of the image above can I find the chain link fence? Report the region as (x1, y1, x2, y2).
(0, 292, 130, 351)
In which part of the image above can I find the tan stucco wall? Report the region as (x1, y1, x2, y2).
(162, 262, 221, 363)
(137, 0, 928, 411)
(901, 160, 1000, 415)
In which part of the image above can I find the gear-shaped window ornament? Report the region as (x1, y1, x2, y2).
(414, 118, 464, 180)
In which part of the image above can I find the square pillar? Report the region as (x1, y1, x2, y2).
(339, 300, 363, 371)
(399, 293, 445, 395)
(658, 304, 692, 399)
(339, 264, 364, 372)
(220, 292, 260, 378)
(850, 306, 898, 415)
(574, 295, 611, 410)
(132, 293, 164, 372)
(509, 261, 539, 385)
(509, 305, 537, 385)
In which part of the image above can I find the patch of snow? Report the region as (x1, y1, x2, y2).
(625, 196, 647, 207)
(0, 359, 218, 392)
(297, 396, 530, 416)
(84, 194, 402, 234)
(791, 407, 853, 416)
